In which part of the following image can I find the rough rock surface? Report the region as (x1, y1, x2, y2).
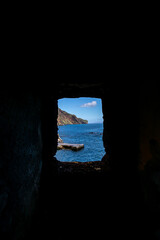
(57, 143, 84, 151)
(58, 134, 63, 143)
(57, 160, 108, 175)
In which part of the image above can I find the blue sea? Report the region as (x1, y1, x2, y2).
(55, 123, 105, 162)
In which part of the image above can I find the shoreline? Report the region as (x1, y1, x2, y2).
(58, 122, 103, 127)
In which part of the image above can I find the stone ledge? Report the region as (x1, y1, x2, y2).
(57, 143, 84, 151)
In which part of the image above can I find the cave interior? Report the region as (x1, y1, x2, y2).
(0, 81, 160, 239)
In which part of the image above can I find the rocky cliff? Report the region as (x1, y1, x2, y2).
(57, 108, 88, 126)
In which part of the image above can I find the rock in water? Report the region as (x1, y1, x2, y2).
(57, 143, 84, 151)
(58, 134, 63, 143)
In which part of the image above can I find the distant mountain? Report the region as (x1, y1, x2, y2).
(57, 108, 88, 126)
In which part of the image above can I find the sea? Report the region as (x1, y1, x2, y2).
(55, 123, 105, 162)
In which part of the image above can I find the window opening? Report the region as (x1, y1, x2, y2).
(55, 97, 105, 162)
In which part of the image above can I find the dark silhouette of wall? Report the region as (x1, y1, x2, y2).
(0, 81, 160, 239)
(0, 94, 42, 239)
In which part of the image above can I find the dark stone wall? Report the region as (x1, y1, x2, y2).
(139, 85, 160, 169)
(0, 81, 160, 238)
(102, 85, 160, 237)
(102, 88, 140, 171)
(138, 84, 160, 237)
(41, 96, 58, 162)
(0, 94, 42, 239)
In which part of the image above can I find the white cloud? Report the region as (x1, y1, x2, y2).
(81, 101, 97, 108)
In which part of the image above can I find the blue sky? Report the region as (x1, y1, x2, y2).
(58, 97, 103, 123)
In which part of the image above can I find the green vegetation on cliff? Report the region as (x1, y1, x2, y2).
(57, 108, 88, 126)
